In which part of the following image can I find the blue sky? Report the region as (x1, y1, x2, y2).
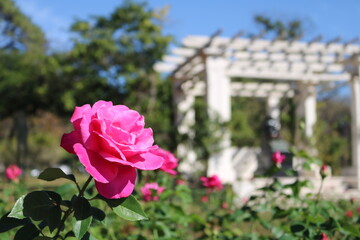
(13, 0, 360, 50)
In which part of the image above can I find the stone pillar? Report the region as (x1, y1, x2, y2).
(350, 74, 360, 189)
(205, 56, 236, 183)
(296, 83, 317, 138)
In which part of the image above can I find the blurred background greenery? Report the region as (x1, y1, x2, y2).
(0, 0, 351, 176)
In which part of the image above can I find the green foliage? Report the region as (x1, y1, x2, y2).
(314, 98, 351, 175)
(192, 97, 225, 163)
(38, 168, 76, 183)
(0, 0, 46, 53)
(1, 168, 148, 239)
(0, 0, 175, 168)
(229, 96, 267, 147)
(254, 15, 303, 40)
(61, 1, 172, 112)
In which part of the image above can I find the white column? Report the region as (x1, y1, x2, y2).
(205, 56, 236, 183)
(267, 94, 281, 121)
(296, 83, 317, 138)
(350, 75, 360, 189)
(173, 83, 199, 173)
(304, 84, 317, 138)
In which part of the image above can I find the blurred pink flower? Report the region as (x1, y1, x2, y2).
(141, 182, 165, 202)
(61, 100, 164, 199)
(176, 179, 186, 185)
(222, 202, 229, 209)
(200, 175, 223, 191)
(346, 210, 353, 218)
(200, 195, 208, 203)
(320, 233, 329, 240)
(155, 148, 178, 175)
(6, 164, 22, 181)
(320, 164, 330, 178)
(272, 151, 286, 166)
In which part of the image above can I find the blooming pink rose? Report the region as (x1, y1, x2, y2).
(6, 164, 22, 181)
(200, 175, 223, 191)
(141, 182, 165, 202)
(61, 101, 164, 199)
(272, 151, 286, 166)
(320, 233, 329, 240)
(155, 148, 178, 175)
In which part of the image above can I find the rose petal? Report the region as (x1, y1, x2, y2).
(95, 165, 136, 199)
(134, 128, 154, 149)
(70, 104, 91, 123)
(60, 131, 81, 154)
(112, 110, 142, 132)
(127, 151, 164, 170)
(107, 124, 135, 145)
(92, 130, 126, 160)
(92, 100, 113, 114)
(73, 143, 118, 183)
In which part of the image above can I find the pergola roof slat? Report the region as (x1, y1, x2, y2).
(157, 34, 358, 83)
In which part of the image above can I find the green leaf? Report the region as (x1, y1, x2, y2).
(23, 191, 53, 221)
(46, 206, 62, 233)
(341, 221, 360, 237)
(9, 195, 26, 219)
(33, 237, 52, 240)
(0, 212, 30, 233)
(155, 221, 172, 238)
(14, 224, 40, 240)
(271, 226, 284, 238)
(38, 168, 76, 182)
(72, 216, 92, 240)
(290, 224, 305, 234)
(81, 232, 99, 240)
(61, 200, 72, 208)
(73, 197, 92, 220)
(65, 231, 75, 238)
(307, 215, 325, 224)
(45, 191, 62, 205)
(111, 195, 148, 221)
(91, 207, 105, 221)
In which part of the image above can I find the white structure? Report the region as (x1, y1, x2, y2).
(155, 30, 360, 187)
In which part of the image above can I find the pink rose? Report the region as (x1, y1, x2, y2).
(200, 195, 208, 203)
(200, 175, 223, 191)
(320, 164, 330, 178)
(222, 202, 229, 209)
(6, 164, 22, 181)
(272, 151, 286, 167)
(155, 148, 178, 175)
(141, 182, 165, 202)
(346, 210, 353, 218)
(320, 233, 329, 240)
(61, 100, 164, 199)
(176, 179, 186, 185)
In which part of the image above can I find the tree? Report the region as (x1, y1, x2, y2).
(0, 0, 45, 53)
(0, 0, 50, 169)
(254, 15, 303, 40)
(61, 1, 172, 113)
(53, 1, 174, 148)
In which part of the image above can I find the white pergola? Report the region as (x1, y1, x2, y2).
(155, 30, 360, 187)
